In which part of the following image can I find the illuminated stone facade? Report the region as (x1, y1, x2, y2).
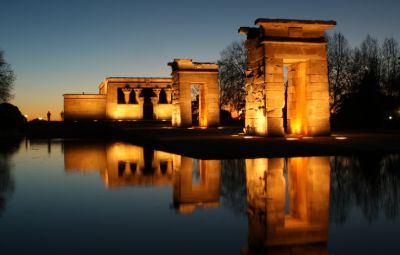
(63, 59, 219, 127)
(64, 77, 173, 121)
(240, 19, 336, 136)
(169, 59, 220, 127)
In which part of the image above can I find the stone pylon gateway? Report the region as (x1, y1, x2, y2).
(240, 19, 336, 136)
(168, 59, 220, 127)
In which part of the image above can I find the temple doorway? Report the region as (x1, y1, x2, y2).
(191, 85, 200, 125)
(140, 88, 156, 120)
(191, 84, 208, 127)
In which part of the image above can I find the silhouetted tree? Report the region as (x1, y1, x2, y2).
(0, 50, 16, 103)
(332, 35, 400, 128)
(380, 37, 400, 97)
(0, 103, 26, 130)
(218, 41, 246, 115)
(327, 33, 352, 114)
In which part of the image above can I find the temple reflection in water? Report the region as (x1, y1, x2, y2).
(246, 157, 330, 254)
(64, 142, 330, 253)
(64, 142, 220, 213)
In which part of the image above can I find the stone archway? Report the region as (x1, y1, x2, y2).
(168, 59, 220, 127)
(240, 19, 336, 136)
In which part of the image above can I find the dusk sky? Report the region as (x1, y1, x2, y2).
(1, 0, 399, 120)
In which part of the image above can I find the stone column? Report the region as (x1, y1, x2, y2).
(133, 88, 143, 105)
(265, 58, 285, 136)
(152, 88, 161, 119)
(134, 88, 144, 119)
(306, 59, 331, 135)
(244, 38, 267, 136)
(124, 161, 131, 175)
(152, 88, 161, 102)
(122, 87, 132, 104)
(165, 88, 172, 104)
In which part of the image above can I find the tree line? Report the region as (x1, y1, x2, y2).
(327, 33, 400, 128)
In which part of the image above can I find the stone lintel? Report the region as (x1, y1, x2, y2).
(104, 77, 172, 82)
(253, 18, 336, 42)
(168, 59, 218, 72)
(260, 37, 326, 44)
(238, 27, 260, 39)
(255, 18, 336, 27)
(99, 77, 172, 91)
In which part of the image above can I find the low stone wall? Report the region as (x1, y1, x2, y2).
(154, 104, 172, 120)
(64, 94, 106, 120)
(106, 104, 143, 120)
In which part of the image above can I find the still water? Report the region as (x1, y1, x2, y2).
(0, 139, 399, 254)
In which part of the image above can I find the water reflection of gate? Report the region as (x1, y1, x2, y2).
(245, 157, 330, 254)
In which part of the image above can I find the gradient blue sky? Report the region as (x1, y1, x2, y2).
(0, 0, 399, 119)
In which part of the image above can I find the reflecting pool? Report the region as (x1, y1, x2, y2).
(0, 139, 399, 254)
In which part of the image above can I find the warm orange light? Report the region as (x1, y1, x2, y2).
(198, 85, 208, 127)
(291, 62, 309, 135)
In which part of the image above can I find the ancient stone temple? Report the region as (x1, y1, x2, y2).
(63, 59, 220, 127)
(64, 77, 172, 121)
(240, 19, 336, 136)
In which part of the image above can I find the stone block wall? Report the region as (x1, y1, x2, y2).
(244, 37, 268, 135)
(63, 94, 106, 120)
(154, 104, 172, 120)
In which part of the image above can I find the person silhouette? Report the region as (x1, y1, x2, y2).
(47, 111, 51, 121)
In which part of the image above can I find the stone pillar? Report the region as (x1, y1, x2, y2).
(287, 62, 308, 135)
(134, 88, 143, 105)
(265, 58, 285, 136)
(243, 36, 267, 136)
(122, 87, 132, 104)
(151, 88, 161, 119)
(165, 88, 172, 104)
(306, 59, 331, 135)
(171, 75, 181, 127)
(166, 160, 173, 176)
(152, 88, 161, 102)
(124, 161, 131, 175)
